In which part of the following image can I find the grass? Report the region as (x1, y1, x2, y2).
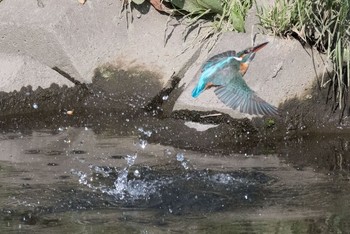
(120, 0, 253, 51)
(217, 0, 253, 32)
(138, 0, 252, 55)
(122, 0, 349, 113)
(256, 0, 350, 111)
(159, 0, 253, 34)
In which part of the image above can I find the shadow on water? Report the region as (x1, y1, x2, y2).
(1, 65, 350, 233)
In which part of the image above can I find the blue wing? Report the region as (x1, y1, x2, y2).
(201, 50, 237, 72)
(192, 51, 237, 98)
(213, 72, 278, 116)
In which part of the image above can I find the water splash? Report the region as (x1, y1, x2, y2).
(102, 154, 138, 200)
(138, 139, 148, 149)
(176, 152, 190, 170)
(125, 154, 137, 166)
(72, 154, 169, 201)
(71, 170, 94, 189)
(137, 127, 152, 137)
(71, 151, 267, 208)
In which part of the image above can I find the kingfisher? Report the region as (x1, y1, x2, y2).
(191, 42, 278, 116)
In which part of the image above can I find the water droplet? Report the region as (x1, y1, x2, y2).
(139, 140, 147, 149)
(138, 127, 152, 137)
(32, 103, 38, 109)
(244, 195, 248, 200)
(134, 170, 140, 178)
(181, 161, 189, 170)
(164, 149, 172, 157)
(126, 153, 137, 166)
(176, 153, 184, 162)
(64, 139, 71, 143)
(162, 95, 169, 101)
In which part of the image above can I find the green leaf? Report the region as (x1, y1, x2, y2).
(169, 0, 206, 12)
(197, 0, 223, 14)
(230, 10, 245, 32)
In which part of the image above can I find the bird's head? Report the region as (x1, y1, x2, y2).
(232, 42, 268, 76)
(236, 41, 269, 63)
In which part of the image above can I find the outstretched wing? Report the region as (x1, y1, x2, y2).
(201, 50, 237, 72)
(213, 73, 278, 116)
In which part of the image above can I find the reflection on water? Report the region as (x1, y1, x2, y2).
(1, 123, 350, 233)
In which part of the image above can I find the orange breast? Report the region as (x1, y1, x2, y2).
(239, 63, 249, 75)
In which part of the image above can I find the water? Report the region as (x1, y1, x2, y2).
(1, 120, 350, 233)
(1, 70, 350, 233)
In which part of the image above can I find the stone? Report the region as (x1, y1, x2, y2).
(0, 0, 201, 88)
(0, 53, 73, 92)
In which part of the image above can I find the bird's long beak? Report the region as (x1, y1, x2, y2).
(251, 41, 269, 53)
(248, 52, 256, 62)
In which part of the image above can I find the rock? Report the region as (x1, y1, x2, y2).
(0, 54, 73, 92)
(0, 0, 201, 90)
(184, 121, 219, 132)
(0, 0, 333, 121)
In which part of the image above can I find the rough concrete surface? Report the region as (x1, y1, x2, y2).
(0, 0, 332, 120)
(0, 0, 200, 89)
(0, 53, 73, 92)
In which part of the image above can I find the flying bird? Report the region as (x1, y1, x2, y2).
(192, 42, 278, 116)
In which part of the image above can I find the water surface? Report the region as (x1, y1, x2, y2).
(1, 116, 350, 233)
(1, 69, 350, 233)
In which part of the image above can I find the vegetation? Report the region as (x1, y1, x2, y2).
(126, 0, 349, 111)
(166, 0, 253, 33)
(256, 0, 350, 111)
(128, 0, 252, 33)
(163, 0, 350, 111)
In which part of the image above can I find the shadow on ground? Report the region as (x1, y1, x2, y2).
(1, 65, 350, 172)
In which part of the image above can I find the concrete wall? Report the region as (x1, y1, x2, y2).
(0, 0, 331, 119)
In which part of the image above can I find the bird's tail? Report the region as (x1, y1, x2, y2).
(191, 81, 206, 98)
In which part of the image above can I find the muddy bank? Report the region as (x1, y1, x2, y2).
(0, 65, 162, 118)
(1, 67, 350, 233)
(1, 65, 350, 173)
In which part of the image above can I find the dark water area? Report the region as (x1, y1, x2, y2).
(1, 68, 350, 233)
(1, 110, 350, 233)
